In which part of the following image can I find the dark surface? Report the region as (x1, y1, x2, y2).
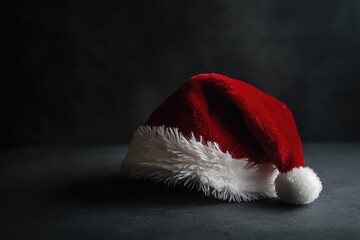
(4, 1, 360, 147)
(0, 144, 359, 240)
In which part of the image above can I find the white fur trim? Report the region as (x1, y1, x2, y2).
(122, 126, 279, 202)
(275, 167, 322, 205)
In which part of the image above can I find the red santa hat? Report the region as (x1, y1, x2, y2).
(122, 73, 322, 205)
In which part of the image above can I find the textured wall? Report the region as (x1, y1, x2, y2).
(3, 0, 360, 147)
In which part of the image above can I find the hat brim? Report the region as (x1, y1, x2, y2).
(121, 126, 279, 202)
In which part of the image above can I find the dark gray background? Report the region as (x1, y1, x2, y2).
(3, 0, 360, 148)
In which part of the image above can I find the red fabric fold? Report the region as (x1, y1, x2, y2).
(146, 73, 304, 172)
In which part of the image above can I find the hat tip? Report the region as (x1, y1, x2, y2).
(275, 166, 322, 205)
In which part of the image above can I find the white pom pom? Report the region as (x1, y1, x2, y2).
(275, 166, 322, 205)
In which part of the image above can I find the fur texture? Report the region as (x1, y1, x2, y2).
(122, 126, 279, 202)
(275, 167, 322, 204)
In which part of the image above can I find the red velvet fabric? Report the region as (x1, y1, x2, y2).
(146, 73, 304, 173)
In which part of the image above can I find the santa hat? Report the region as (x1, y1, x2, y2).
(122, 73, 322, 205)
